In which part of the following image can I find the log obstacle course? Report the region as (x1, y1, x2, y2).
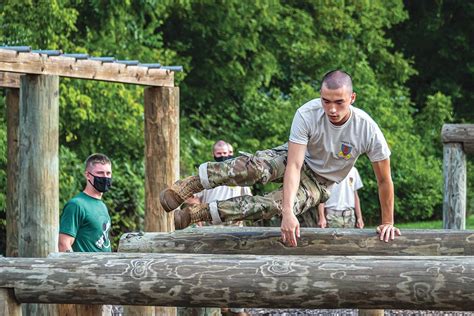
(0, 46, 181, 315)
(118, 227, 474, 256)
(1, 252, 474, 311)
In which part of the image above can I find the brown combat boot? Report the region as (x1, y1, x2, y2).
(160, 176, 204, 212)
(174, 203, 212, 230)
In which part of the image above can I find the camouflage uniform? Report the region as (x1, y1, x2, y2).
(325, 208, 356, 228)
(200, 145, 330, 223)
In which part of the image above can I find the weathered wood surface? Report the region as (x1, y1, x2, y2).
(144, 86, 179, 233)
(6, 88, 19, 257)
(118, 227, 474, 256)
(0, 72, 21, 88)
(1, 253, 474, 311)
(0, 288, 21, 316)
(442, 124, 474, 152)
(443, 143, 466, 229)
(0, 48, 174, 87)
(19, 75, 60, 316)
(140, 82, 180, 316)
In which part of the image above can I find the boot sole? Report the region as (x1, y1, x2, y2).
(159, 189, 182, 212)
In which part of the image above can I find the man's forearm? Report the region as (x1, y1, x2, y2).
(282, 164, 300, 215)
(378, 178, 394, 225)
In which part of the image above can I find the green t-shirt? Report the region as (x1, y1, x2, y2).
(59, 192, 112, 252)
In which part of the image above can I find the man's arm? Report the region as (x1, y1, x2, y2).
(58, 233, 75, 252)
(371, 158, 401, 241)
(317, 203, 327, 228)
(354, 191, 364, 228)
(281, 141, 306, 247)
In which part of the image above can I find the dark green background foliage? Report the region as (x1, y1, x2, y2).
(0, 0, 472, 253)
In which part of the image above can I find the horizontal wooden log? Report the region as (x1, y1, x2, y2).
(1, 253, 473, 311)
(118, 227, 474, 256)
(0, 72, 21, 88)
(442, 124, 474, 154)
(0, 48, 174, 87)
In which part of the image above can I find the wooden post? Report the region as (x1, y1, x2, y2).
(18, 74, 59, 316)
(442, 143, 466, 229)
(6, 88, 20, 257)
(144, 86, 179, 233)
(1, 253, 474, 311)
(123, 86, 179, 316)
(0, 288, 21, 316)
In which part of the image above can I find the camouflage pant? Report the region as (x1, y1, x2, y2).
(198, 146, 330, 224)
(326, 208, 356, 228)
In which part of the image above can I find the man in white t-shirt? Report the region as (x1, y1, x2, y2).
(318, 167, 364, 228)
(160, 70, 400, 246)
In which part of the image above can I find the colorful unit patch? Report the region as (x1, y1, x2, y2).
(338, 143, 352, 160)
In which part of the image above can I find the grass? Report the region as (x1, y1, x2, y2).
(396, 214, 474, 229)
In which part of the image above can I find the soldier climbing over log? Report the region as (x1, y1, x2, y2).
(160, 70, 401, 246)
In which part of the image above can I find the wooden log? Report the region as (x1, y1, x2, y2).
(135, 76, 180, 316)
(0, 72, 21, 88)
(6, 88, 20, 257)
(144, 86, 179, 232)
(1, 253, 474, 311)
(118, 228, 474, 256)
(443, 143, 466, 229)
(19, 75, 59, 316)
(0, 288, 21, 316)
(442, 124, 474, 154)
(0, 48, 174, 87)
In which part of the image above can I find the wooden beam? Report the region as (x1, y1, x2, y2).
(443, 143, 466, 229)
(144, 86, 179, 232)
(118, 228, 474, 256)
(442, 124, 474, 154)
(139, 79, 180, 316)
(0, 48, 174, 87)
(19, 75, 59, 316)
(1, 254, 473, 311)
(0, 289, 21, 316)
(0, 72, 20, 88)
(6, 89, 19, 257)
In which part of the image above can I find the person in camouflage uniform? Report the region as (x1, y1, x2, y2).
(161, 70, 400, 246)
(318, 166, 364, 229)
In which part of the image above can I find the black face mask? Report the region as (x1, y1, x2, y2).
(88, 173, 112, 193)
(214, 155, 234, 162)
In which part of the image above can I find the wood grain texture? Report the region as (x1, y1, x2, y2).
(1, 253, 473, 311)
(0, 49, 174, 87)
(18, 75, 60, 316)
(118, 228, 474, 256)
(443, 143, 466, 229)
(0, 288, 21, 316)
(6, 89, 19, 257)
(442, 124, 474, 145)
(0, 72, 21, 88)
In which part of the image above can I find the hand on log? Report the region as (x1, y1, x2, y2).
(376, 224, 401, 242)
(280, 212, 300, 247)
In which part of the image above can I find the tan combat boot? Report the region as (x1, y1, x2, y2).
(174, 203, 212, 230)
(160, 176, 204, 212)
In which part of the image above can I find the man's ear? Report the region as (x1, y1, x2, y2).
(350, 92, 357, 104)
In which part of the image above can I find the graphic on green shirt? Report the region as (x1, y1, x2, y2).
(59, 192, 112, 252)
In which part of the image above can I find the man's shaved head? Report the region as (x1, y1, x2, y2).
(321, 70, 353, 93)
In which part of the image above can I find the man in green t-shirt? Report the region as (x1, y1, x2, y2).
(59, 153, 113, 253)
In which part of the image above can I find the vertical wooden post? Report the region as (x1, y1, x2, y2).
(123, 86, 179, 316)
(0, 288, 21, 316)
(144, 86, 179, 233)
(19, 74, 59, 316)
(442, 143, 466, 229)
(6, 88, 20, 257)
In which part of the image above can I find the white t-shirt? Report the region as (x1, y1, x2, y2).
(324, 167, 363, 211)
(289, 98, 390, 183)
(196, 186, 252, 204)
